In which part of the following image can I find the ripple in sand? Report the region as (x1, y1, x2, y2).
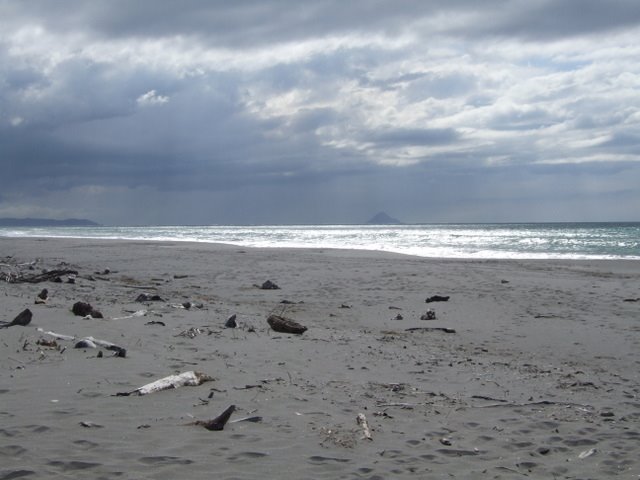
(72, 440, 100, 450)
(419, 454, 438, 461)
(0, 470, 36, 480)
(25, 425, 50, 434)
(307, 455, 351, 464)
(0, 445, 27, 457)
(0, 429, 20, 438)
(562, 437, 598, 447)
(51, 409, 78, 415)
(79, 391, 102, 398)
(378, 449, 403, 459)
(47, 460, 101, 472)
(436, 449, 479, 457)
(227, 451, 269, 461)
(509, 441, 534, 450)
(138, 456, 194, 466)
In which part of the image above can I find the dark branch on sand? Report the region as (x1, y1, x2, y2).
(5, 269, 78, 283)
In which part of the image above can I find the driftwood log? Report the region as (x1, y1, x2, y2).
(115, 371, 213, 396)
(74, 336, 126, 357)
(267, 315, 307, 334)
(6, 269, 78, 284)
(425, 295, 450, 303)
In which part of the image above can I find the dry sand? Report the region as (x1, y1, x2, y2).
(1, 237, 638, 479)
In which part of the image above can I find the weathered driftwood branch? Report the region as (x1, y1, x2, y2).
(375, 402, 423, 408)
(405, 327, 456, 334)
(37, 328, 76, 341)
(74, 336, 127, 357)
(471, 395, 508, 403)
(115, 371, 213, 396)
(229, 415, 262, 424)
(8, 269, 78, 283)
(115, 284, 159, 290)
(426, 295, 450, 303)
(473, 399, 591, 409)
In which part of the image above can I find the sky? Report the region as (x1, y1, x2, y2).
(1, 0, 639, 225)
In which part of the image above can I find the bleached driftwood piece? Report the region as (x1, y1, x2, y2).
(115, 371, 213, 396)
(357, 413, 373, 440)
(37, 328, 76, 341)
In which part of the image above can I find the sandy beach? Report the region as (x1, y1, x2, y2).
(1, 237, 638, 479)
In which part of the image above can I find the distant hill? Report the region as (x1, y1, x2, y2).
(0, 218, 100, 227)
(366, 212, 403, 225)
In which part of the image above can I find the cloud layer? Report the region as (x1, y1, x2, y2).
(1, 1, 639, 224)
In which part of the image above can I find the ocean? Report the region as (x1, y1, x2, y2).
(1, 223, 638, 260)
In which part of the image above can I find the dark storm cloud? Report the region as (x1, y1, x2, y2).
(1, 0, 639, 223)
(469, 0, 640, 40)
(4, 0, 638, 46)
(0, 1, 449, 45)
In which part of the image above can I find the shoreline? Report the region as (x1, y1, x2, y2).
(1, 237, 638, 478)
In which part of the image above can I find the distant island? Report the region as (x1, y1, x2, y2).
(0, 218, 100, 227)
(366, 212, 403, 225)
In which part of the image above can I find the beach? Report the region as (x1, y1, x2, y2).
(1, 237, 638, 479)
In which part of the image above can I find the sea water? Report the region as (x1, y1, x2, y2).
(1, 223, 639, 260)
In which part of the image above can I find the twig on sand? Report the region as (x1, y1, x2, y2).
(375, 402, 424, 408)
(233, 384, 263, 390)
(471, 395, 508, 403)
(473, 400, 592, 409)
(230, 416, 263, 424)
(496, 466, 529, 476)
(114, 284, 158, 290)
(405, 327, 456, 334)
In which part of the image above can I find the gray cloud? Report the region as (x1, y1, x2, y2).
(363, 127, 459, 147)
(469, 0, 640, 40)
(1, 1, 639, 224)
(4, 1, 638, 46)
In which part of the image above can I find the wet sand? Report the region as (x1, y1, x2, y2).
(1, 237, 639, 479)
